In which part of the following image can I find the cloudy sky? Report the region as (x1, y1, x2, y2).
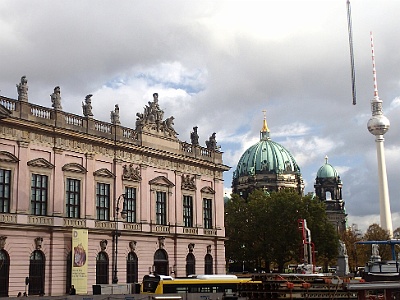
(1, 0, 400, 233)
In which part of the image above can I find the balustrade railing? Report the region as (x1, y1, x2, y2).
(94, 120, 112, 134)
(0, 97, 16, 111)
(122, 127, 138, 140)
(64, 113, 84, 127)
(0, 96, 221, 162)
(30, 104, 52, 119)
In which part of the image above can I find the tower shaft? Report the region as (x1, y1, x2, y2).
(375, 135, 393, 235)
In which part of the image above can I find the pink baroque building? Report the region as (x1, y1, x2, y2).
(0, 76, 229, 296)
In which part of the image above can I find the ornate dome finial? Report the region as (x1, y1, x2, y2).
(325, 155, 328, 164)
(260, 109, 270, 140)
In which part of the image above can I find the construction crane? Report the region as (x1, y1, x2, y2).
(347, 0, 357, 105)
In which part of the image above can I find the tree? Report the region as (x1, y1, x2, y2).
(301, 195, 339, 271)
(225, 194, 250, 271)
(340, 226, 363, 272)
(360, 223, 391, 261)
(225, 189, 339, 273)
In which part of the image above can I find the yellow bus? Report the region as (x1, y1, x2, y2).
(140, 274, 254, 300)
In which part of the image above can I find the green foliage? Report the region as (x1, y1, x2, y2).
(362, 223, 391, 261)
(225, 189, 339, 272)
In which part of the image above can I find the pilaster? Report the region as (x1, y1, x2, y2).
(85, 152, 95, 218)
(16, 139, 30, 213)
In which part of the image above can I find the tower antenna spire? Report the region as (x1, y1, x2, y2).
(370, 32, 379, 99)
(347, 0, 357, 105)
(367, 32, 393, 237)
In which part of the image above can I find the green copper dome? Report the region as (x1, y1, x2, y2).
(316, 156, 339, 178)
(233, 118, 301, 178)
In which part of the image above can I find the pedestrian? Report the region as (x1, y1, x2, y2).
(69, 285, 76, 295)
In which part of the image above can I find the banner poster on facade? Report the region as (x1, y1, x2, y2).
(72, 228, 88, 294)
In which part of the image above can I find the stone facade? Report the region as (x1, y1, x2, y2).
(0, 85, 229, 296)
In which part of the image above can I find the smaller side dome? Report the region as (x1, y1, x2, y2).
(317, 156, 339, 178)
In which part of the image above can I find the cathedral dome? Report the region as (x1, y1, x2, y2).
(316, 156, 339, 178)
(232, 114, 304, 198)
(233, 118, 301, 179)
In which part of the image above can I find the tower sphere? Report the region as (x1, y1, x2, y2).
(367, 114, 390, 136)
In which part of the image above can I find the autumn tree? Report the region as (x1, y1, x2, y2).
(359, 223, 392, 261)
(340, 226, 363, 272)
(225, 189, 339, 273)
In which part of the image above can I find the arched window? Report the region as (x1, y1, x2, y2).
(204, 254, 213, 275)
(28, 250, 45, 295)
(186, 253, 195, 276)
(126, 252, 138, 283)
(66, 252, 72, 294)
(154, 249, 168, 275)
(96, 252, 109, 284)
(0, 249, 10, 297)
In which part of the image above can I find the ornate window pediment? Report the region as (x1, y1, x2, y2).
(201, 186, 215, 194)
(0, 151, 19, 163)
(149, 176, 175, 187)
(93, 168, 115, 178)
(62, 163, 87, 173)
(27, 158, 54, 169)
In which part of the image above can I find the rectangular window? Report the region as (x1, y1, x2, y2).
(66, 178, 80, 218)
(31, 174, 48, 216)
(124, 187, 136, 223)
(183, 195, 193, 227)
(203, 198, 213, 229)
(96, 183, 110, 221)
(156, 191, 167, 225)
(0, 169, 11, 213)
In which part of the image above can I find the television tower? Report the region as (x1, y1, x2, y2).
(367, 32, 393, 237)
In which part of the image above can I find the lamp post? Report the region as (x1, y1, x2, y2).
(112, 194, 127, 284)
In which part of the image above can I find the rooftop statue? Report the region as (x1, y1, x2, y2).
(51, 86, 62, 110)
(163, 116, 178, 136)
(82, 94, 93, 118)
(16, 76, 28, 102)
(190, 126, 199, 146)
(135, 93, 178, 138)
(206, 132, 218, 151)
(111, 104, 120, 124)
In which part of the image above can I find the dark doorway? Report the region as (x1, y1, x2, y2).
(0, 249, 10, 297)
(204, 254, 213, 275)
(28, 250, 45, 295)
(186, 253, 195, 276)
(96, 252, 109, 284)
(66, 252, 72, 294)
(154, 249, 168, 275)
(127, 252, 138, 283)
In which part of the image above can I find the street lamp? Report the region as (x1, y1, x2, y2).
(112, 194, 127, 284)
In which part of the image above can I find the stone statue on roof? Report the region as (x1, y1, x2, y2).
(206, 132, 218, 150)
(51, 86, 62, 110)
(143, 93, 164, 124)
(16, 76, 28, 102)
(111, 104, 120, 124)
(136, 93, 178, 138)
(191, 126, 199, 146)
(163, 116, 178, 137)
(82, 94, 93, 118)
